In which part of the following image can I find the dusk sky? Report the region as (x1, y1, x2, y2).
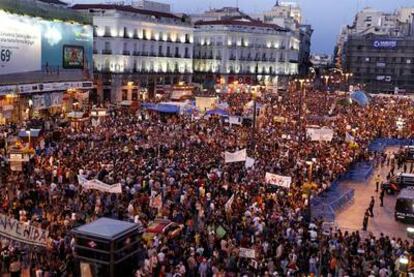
(72, 0, 414, 55)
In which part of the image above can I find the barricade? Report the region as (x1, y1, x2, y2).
(313, 138, 412, 222)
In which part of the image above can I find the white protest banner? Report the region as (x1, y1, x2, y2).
(245, 157, 255, 169)
(229, 116, 242, 125)
(77, 175, 88, 186)
(239, 247, 256, 259)
(265, 173, 292, 189)
(225, 194, 235, 212)
(81, 178, 122, 194)
(225, 149, 247, 163)
(0, 214, 49, 247)
(306, 128, 334, 142)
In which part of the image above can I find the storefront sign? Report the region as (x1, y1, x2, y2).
(0, 81, 93, 96)
(0, 214, 49, 247)
(373, 40, 397, 48)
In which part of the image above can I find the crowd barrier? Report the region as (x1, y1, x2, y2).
(312, 138, 412, 222)
(368, 138, 413, 153)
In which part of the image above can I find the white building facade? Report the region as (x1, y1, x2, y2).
(73, 4, 194, 103)
(193, 18, 300, 87)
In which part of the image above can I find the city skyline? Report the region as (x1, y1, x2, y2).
(71, 0, 414, 55)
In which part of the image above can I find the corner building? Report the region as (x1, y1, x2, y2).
(73, 4, 194, 103)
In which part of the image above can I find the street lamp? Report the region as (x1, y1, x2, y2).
(295, 78, 308, 145)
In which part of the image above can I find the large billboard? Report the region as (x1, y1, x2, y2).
(0, 10, 93, 76)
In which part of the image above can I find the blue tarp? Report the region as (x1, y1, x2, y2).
(18, 129, 42, 138)
(143, 103, 180, 113)
(351, 91, 369, 106)
(205, 109, 229, 117)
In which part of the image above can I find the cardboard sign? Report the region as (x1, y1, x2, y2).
(239, 247, 256, 259)
(224, 149, 247, 163)
(265, 173, 292, 189)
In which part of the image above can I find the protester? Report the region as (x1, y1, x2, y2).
(0, 90, 413, 276)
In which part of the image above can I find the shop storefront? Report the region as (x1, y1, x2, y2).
(0, 81, 93, 123)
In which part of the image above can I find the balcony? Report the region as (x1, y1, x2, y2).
(122, 50, 131, 56)
(93, 49, 98, 54)
(133, 51, 140, 56)
(184, 54, 191, 59)
(102, 49, 112, 55)
(174, 54, 181, 58)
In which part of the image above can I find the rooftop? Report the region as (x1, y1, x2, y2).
(72, 4, 182, 21)
(195, 18, 288, 32)
(36, 0, 67, 5)
(72, 218, 138, 240)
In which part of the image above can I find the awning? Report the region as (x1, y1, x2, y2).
(205, 109, 229, 117)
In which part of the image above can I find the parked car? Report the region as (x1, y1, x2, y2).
(382, 173, 414, 194)
(142, 218, 184, 244)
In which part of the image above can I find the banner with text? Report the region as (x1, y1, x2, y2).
(265, 173, 292, 189)
(306, 128, 334, 142)
(224, 149, 247, 163)
(0, 214, 49, 247)
(78, 175, 122, 194)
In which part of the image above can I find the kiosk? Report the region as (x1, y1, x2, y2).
(72, 218, 141, 277)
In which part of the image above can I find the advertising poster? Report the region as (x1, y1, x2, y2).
(0, 10, 93, 77)
(0, 11, 41, 74)
(63, 45, 84, 69)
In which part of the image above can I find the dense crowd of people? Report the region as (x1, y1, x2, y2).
(0, 89, 414, 276)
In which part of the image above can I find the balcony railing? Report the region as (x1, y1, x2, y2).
(122, 50, 130, 55)
(102, 50, 112, 55)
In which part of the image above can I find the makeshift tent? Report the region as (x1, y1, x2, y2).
(205, 109, 229, 117)
(350, 91, 369, 106)
(18, 129, 42, 138)
(141, 103, 180, 113)
(67, 111, 85, 119)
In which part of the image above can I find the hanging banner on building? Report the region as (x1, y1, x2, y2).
(306, 128, 334, 142)
(78, 175, 122, 194)
(265, 173, 292, 189)
(0, 10, 93, 77)
(0, 214, 49, 247)
(0, 11, 42, 75)
(224, 149, 247, 163)
(32, 94, 47, 110)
